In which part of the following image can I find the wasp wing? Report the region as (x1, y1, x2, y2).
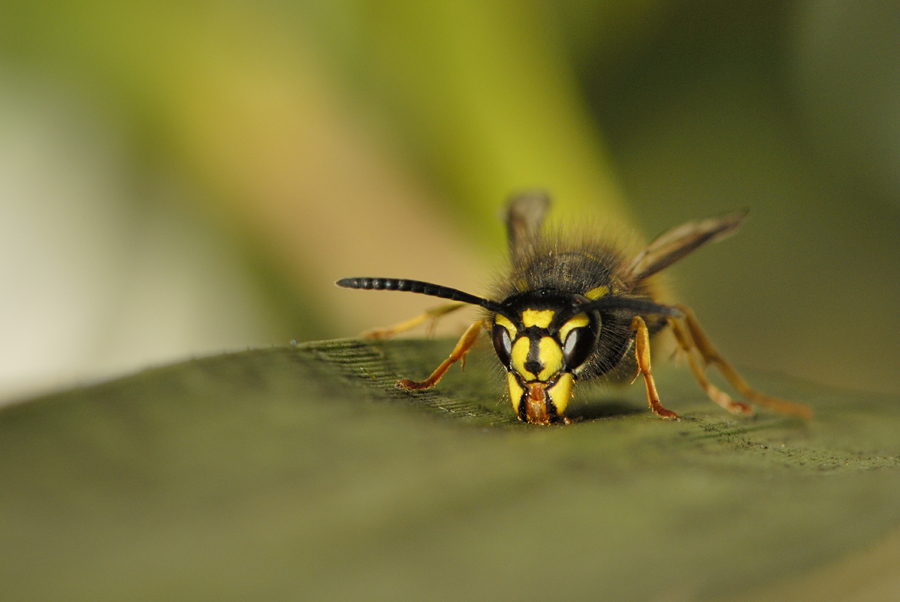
(627, 211, 747, 281)
(504, 191, 550, 267)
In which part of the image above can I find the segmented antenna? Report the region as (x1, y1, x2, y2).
(575, 296, 681, 319)
(336, 277, 504, 314)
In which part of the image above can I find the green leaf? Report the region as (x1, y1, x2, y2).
(1, 338, 898, 601)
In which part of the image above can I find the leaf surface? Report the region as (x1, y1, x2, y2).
(1, 338, 898, 601)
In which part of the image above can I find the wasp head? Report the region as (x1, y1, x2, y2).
(491, 290, 600, 425)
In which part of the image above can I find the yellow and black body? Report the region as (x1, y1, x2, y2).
(337, 193, 811, 424)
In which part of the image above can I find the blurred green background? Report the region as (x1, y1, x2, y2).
(1, 0, 898, 401)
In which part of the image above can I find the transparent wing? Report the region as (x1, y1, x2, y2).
(627, 211, 747, 281)
(504, 191, 550, 267)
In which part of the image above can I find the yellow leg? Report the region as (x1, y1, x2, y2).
(397, 319, 487, 390)
(671, 305, 813, 418)
(668, 316, 753, 415)
(362, 303, 466, 338)
(631, 316, 680, 420)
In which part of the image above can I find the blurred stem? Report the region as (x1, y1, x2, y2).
(355, 0, 636, 243)
(0, 1, 644, 335)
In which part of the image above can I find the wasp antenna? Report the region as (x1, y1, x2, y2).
(336, 277, 504, 313)
(577, 296, 681, 318)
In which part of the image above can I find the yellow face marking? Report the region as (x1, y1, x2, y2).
(522, 309, 555, 329)
(559, 314, 590, 344)
(536, 337, 563, 381)
(547, 373, 574, 415)
(507, 372, 525, 414)
(494, 314, 517, 339)
(510, 337, 533, 379)
(585, 286, 609, 300)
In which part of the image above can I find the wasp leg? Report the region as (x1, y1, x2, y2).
(671, 305, 813, 418)
(668, 316, 753, 415)
(396, 319, 487, 390)
(631, 316, 681, 420)
(362, 302, 467, 339)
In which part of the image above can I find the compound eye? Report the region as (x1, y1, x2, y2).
(562, 327, 596, 370)
(492, 324, 513, 367)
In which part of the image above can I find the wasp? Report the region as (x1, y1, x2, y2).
(337, 192, 812, 425)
